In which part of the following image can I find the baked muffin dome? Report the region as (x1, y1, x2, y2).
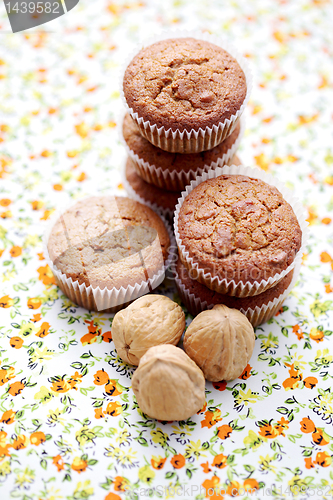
(47, 196, 170, 290)
(123, 37, 247, 133)
(177, 175, 302, 286)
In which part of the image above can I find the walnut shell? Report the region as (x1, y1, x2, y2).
(132, 344, 206, 421)
(183, 304, 255, 381)
(112, 295, 185, 366)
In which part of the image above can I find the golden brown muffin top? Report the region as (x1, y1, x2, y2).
(177, 175, 302, 284)
(123, 38, 247, 132)
(48, 196, 170, 290)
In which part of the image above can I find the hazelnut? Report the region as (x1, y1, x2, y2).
(183, 304, 255, 381)
(132, 344, 206, 421)
(112, 295, 185, 366)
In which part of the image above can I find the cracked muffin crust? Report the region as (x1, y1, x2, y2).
(177, 175, 302, 286)
(47, 196, 170, 290)
(123, 112, 241, 175)
(123, 37, 247, 133)
(125, 157, 180, 217)
(175, 255, 294, 324)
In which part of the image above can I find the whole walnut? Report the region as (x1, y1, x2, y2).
(112, 295, 185, 366)
(132, 344, 206, 421)
(183, 304, 255, 381)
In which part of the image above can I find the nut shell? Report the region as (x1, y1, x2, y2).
(183, 304, 255, 381)
(112, 295, 185, 366)
(132, 344, 206, 421)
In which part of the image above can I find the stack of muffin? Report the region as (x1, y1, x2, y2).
(121, 35, 305, 326)
(121, 35, 249, 222)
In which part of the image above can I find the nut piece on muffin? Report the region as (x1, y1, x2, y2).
(47, 196, 170, 292)
(177, 175, 302, 286)
(123, 38, 247, 133)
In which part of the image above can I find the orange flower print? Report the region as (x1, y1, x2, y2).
(52, 454, 65, 471)
(239, 364, 252, 380)
(0, 198, 11, 207)
(0, 295, 14, 308)
(212, 454, 227, 469)
(102, 331, 112, 343)
(315, 451, 332, 467)
(11, 434, 29, 450)
(113, 476, 129, 492)
(53, 184, 63, 191)
(9, 337, 23, 349)
(201, 409, 222, 429)
(9, 246, 22, 257)
(217, 424, 233, 440)
(1, 210, 12, 219)
(200, 461, 212, 473)
(274, 417, 289, 436)
(71, 456, 88, 473)
(30, 431, 46, 446)
(94, 408, 105, 419)
(0, 431, 11, 458)
(212, 381, 227, 391)
(304, 457, 315, 469)
(93, 369, 109, 385)
(292, 324, 304, 340)
(80, 332, 99, 345)
(282, 363, 302, 390)
(31, 313, 42, 322)
(27, 297, 42, 309)
(37, 265, 56, 286)
(8, 380, 25, 396)
(105, 494, 122, 500)
(170, 454, 185, 469)
(244, 478, 259, 491)
(105, 401, 122, 417)
(151, 456, 166, 470)
(0, 410, 16, 425)
(309, 328, 324, 343)
(35, 322, 50, 338)
(202, 476, 220, 499)
(50, 378, 71, 393)
(258, 422, 278, 439)
(226, 480, 241, 497)
(105, 380, 122, 396)
(312, 428, 329, 446)
(300, 417, 316, 434)
(320, 251, 332, 263)
(31, 200, 44, 210)
(68, 371, 82, 390)
(0, 367, 15, 385)
(303, 376, 318, 389)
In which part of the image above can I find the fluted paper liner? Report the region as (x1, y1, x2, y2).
(120, 30, 252, 154)
(121, 113, 245, 192)
(121, 163, 175, 222)
(175, 259, 301, 327)
(174, 164, 308, 297)
(43, 196, 176, 313)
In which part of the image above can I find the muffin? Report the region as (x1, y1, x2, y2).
(175, 255, 295, 327)
(122, 113, 242, 191)
(124, 157, 180, 221)
(123, 36, 250, 153)
(46, 196, 171, 312)
(176, 171, 303, 297)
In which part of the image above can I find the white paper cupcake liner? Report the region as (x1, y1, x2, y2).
(175, 258, 301, 327)
(121, 162, 176, 223)
(174, 164, 309, 298)
(121, 113, 244, 192)
(43, 196, 176, 313)
(120, 29, 252, 154)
